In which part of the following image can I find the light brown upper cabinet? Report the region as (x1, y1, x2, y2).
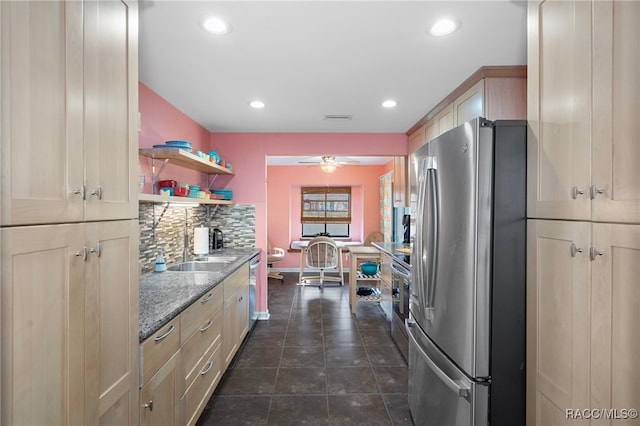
(406, 66, 526, 156)
(528, 0, 640, 223)
(0, 0, 138, 226)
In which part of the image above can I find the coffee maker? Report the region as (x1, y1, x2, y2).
(211, 228, 224, 250)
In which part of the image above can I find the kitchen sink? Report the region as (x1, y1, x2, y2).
(168, 261, 230, 272)
(192, 256, 238, 263)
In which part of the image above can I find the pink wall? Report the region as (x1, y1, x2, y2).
(267, 165, 387, 268)
(138, 82, 409, 315)
(211, 132, 407, 313)
(138, 83, 212, 191)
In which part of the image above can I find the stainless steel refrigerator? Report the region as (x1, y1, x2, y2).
(408, 118, 526, 426)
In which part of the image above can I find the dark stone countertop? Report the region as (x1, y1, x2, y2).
(372, 242, 412, 269)
(139, 247, 261, 341)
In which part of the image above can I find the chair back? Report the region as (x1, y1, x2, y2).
(364, 232, 384, 246)
(305, 237, 339, 269)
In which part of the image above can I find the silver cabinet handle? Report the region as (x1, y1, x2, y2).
(200, 361, 213, 375)
(590, 184, 607, 199)
(153, 324, 175, 341)
(89, 243, 102, 257)
(237, 295, 243, 303)
(142, 400, 153, 411)
(200, 293, 213, 304)
(90, 185, 103, 200)
(73, 184, 86, 200)
(200, 319, 213, 332)
(572, 186, 585, 199)
(570, 243, 583, 257)
(74, 247, 87, 261)
(590, 247, 604, 261)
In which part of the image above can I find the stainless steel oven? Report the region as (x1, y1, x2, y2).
(391, 258, 411, 361)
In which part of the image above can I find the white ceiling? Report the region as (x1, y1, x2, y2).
(138, 0, 528, 135)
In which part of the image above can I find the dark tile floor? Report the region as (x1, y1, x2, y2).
(196, 272, 414, 426)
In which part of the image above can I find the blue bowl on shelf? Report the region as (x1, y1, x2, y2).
(360, 262, 378, 275)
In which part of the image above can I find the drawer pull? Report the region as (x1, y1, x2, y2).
(143, 400, 153, 411)
(200, 361, 213, 376)
(154, 324, 175, 341)
(237, 296, 243, 303)
(200, 319, 213, 332)
(201, 293, 213, 304)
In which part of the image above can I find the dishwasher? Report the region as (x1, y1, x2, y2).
(248, 253, 260, 331)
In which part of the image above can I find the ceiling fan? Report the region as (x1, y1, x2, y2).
(297, 156, 360, 173)
(298, 156, 360, 173)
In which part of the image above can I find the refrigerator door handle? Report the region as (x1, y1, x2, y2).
(409, 329, 470, 398)
(425, 159, 439, 321)
(415, 158, 428, 317)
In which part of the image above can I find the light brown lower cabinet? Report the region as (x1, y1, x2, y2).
(139, 264, 249, 426)
(1, 220, 139, 426)
(140, 351, 180, 426)
(527, 220, 640, 426)
(223, 267, 250, 369)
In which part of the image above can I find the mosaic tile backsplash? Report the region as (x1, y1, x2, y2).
(139, 203, 256, 274)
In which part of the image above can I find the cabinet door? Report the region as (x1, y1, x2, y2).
(0, 1, 84, 225)
(408, 125, 426, 155)
(85, 220, 139, 425)
(526, 220, 591, 426)
(527, 0, 592, 221)
(223, 284, 249, 368)
(1, 224, 85, 425)
(223, 293, 239, 369)
(590, 223, 640, 422)
(84, 0, 138, 221)
(453, 79, 484, 126)
(393, 156, 407, 207)
(140, 352, 180, 426)
(592, 1, 640, 224)
(436, 103, 454, 135)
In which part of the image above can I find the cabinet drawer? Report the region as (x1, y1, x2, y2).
(223, 265, 249, 300)
(140, 318, 181, 386)
(180, 307, 222, 394)
(180, 284, 223, 345)
(181, 341, 223, 426)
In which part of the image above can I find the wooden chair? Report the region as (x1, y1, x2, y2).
(267, 240, 285, 282)
(299, 236, 343, 291)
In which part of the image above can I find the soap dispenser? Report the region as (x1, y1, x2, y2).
(154, 249, 167, 272)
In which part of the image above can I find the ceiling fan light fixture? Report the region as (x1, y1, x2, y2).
(320, 156, 338, 173)
(320, 163, 337, 173)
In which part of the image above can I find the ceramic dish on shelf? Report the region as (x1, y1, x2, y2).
(152, 144, 192, 152)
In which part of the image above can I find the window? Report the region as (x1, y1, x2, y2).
(301, 186, 351, 237)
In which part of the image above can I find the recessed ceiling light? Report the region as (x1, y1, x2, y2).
(201, 16, 232, 35)
(429, 18, 460, 37)
(382, 100, 398, 108)
(250, 100, 265, 109)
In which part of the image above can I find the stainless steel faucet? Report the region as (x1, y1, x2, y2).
(183, 209, 190, 262)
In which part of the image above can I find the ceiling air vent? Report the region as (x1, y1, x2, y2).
(324, 114, 353, 121)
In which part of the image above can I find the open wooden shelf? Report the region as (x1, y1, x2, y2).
(139, 148, 234, 175)
(139, 193, 233, 205)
